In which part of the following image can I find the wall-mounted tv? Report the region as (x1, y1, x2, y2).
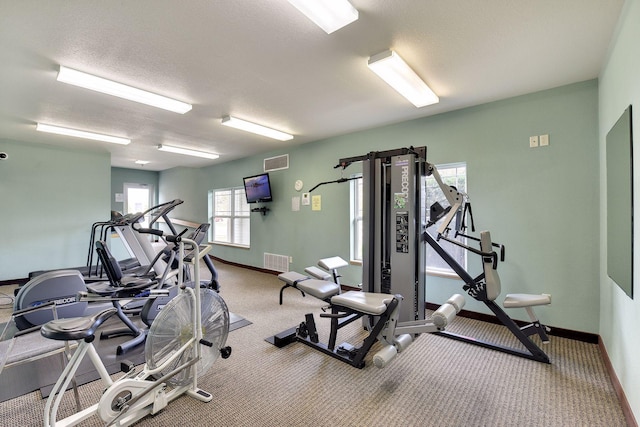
(243, 173, 273, 203)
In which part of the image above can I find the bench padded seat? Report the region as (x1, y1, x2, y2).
(331, 291, 394, 316)
(304, 266, 332, 281)
(504, 293, 551, 308)
(278, 271, 339, 301)
(297, 280, 340, 300)
(279, 271, 309, 285)
(318, 256, 348, 271)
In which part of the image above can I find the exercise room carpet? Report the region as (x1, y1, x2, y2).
(0, 262, 628, 426)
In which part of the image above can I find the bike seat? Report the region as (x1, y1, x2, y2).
(41, 307, 118, 341)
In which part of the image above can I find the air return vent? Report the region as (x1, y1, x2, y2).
(264, 252, 289, 272)
(264, 154, 289, 172)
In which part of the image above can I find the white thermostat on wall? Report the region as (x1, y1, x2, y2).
(294, 180, 304, 191)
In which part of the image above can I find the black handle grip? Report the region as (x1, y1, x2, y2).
(166, 228, 188, 243)
(199, 339, 213, 347)
(135, 227, 163, 236)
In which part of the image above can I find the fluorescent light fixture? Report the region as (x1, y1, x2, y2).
(367, 50, 439, 108)
(57, 66, 192, 114)
(36, 123, 131, 145)
(157, 144, 219, 160)
(135, 160, 150, 165)
(221, 116, 293, 141)
(288, 0, 358, 34)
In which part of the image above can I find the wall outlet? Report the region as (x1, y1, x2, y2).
(540, 134, 549, 146)
(529, 135, 539, 148)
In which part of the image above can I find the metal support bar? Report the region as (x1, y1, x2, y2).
(279, 283, 305, 305)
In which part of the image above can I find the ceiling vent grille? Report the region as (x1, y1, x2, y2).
(264, 154, 289, 172)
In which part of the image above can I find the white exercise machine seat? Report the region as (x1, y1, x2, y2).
(330, 291, 394, 316)
(304, 266, 332, 281)
(278, 271, 340, 304)
(480, 231, 551, 343)
(278, 256, 348, 305)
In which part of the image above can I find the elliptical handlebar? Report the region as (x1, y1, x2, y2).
(132, 222, 188, 242)
(129, 199, 184, 227)
(132, 226, 164, 236)
(165, 229, 188, 243)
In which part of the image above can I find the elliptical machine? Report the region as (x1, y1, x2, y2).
(13, 201, 221, 343)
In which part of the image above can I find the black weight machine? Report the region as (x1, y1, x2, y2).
(335, 146, 552, 363)
(269, 147, 464, 369)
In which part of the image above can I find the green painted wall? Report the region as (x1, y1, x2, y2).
(158, 166, 206, 224)
(161, 80, 600, 334)
(599, 0, 640, 420)
(0, 139, 110, 280)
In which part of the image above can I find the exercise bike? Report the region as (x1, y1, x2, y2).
(40, 232, 232, 426)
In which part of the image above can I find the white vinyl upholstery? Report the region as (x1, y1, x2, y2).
(330, 291, 394, 316)
(504, 293, 551, 308)
(297, 280, 340, 300)
(278, 271, 339, 300)
(318, 256, 349, 271)
(279, 271, 308, 285)
(304, 266, 332, 281)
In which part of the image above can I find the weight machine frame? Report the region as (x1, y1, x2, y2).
(338, 146, 549, 363)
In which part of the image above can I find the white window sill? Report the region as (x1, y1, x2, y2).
(210, 241, 250, 249)
(426, 269, 461, 280)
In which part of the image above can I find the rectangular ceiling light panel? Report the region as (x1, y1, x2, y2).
(157, 144, 219, 160)
(221, 116, 293, 141)
(367, 50, 439, 108)
(288, 0, 358, 34)
(57, 66, 192, 114)
(36, 123, 131, 145)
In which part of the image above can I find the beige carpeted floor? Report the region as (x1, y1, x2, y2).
(0, 262, 628, 426)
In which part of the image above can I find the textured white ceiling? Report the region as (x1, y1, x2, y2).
(0, 0, 625, 171)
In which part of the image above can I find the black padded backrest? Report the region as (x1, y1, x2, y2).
(95, 240, 123, 285)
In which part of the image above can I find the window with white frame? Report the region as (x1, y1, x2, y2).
(349, 163, 467, 275)
(350, 175, 363, 262)
(424, 163, 467, 276)
(123, 183, 153, 228)
(208, 187, 250, 247)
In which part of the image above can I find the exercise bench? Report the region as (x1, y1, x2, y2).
(278, 256, 348, 305)
(270, 290, 465, 369)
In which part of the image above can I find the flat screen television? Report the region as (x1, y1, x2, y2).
(243, 173, 273, 203)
